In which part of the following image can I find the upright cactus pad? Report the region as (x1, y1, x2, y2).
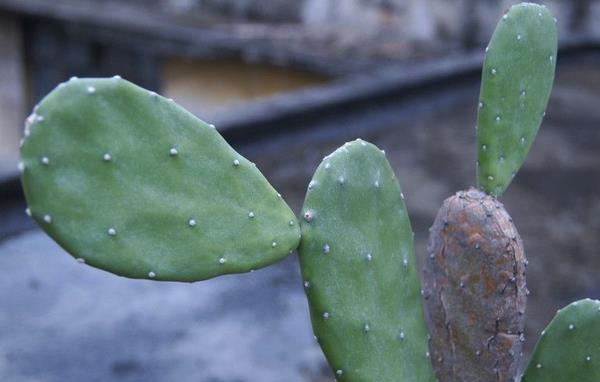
(423, 188, 527, 382)
(298, 140, 435, 381)
(20, 77, 300, 282)
(477, 3, 557, 196)
(522, 299, 600, 382)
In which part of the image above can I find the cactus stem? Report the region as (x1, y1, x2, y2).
(299, 139, 435, 381)
(19, 77, 300, 281)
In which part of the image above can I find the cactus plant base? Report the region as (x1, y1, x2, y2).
(423, 188, 527, 382)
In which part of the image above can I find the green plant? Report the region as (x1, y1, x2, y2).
(477, 3, 557, 196)
(424, 3, 557, 381)
(522, 299, 600, 381)
(298, 140, 435, 381)
(20, 77, 300, 282)
(17, 2, 597, 382)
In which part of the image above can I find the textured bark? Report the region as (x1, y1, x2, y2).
(422, 188, 527, 382)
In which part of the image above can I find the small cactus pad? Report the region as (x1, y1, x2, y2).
(522, 299, 600, 382)
(20, 77, 300, 282)
(423, 188, 527, 382)
(298, 140, 436, 381)
(477, 3, 557, 196)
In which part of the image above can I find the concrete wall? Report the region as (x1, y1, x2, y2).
(180, 0, 596, 46)
(300, 0, 587, 46)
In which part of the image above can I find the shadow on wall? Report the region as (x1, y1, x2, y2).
(0, 15, 25, 179)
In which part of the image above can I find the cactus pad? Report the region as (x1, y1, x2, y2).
(477, 3, 557, 196)
(522, 299, 600, 382)
(423, 188, 527, 382)
(20, 77, 300, 282)
(298, 139, 435, 381)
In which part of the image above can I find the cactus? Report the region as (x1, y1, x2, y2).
(423, 4, 556, 382)
(522, 299, 600, 382)
(19, 77, 300, 282)
(297, 140, 436, 381)
(423, 188, 527, 381)
(477, 3, 557, 196)
(17, 3, 576, 382)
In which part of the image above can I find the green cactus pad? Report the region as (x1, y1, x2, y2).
(20, 77, 300, 282)
(477, 3, 557, 196)
(522, 299, 600, 382)
(298, 140, 435, 381)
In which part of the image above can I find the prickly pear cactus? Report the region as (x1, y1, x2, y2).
(522, 299, 600, 382)
(298, 139, 435, 381)
(20, 77, 300, 282)
(423, 188, 527, 382)
(477, 3, 557, 196)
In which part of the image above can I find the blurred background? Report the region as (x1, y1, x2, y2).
(2, 0, 600, 381)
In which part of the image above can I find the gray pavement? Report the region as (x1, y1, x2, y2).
(0, 231, 328, 382)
